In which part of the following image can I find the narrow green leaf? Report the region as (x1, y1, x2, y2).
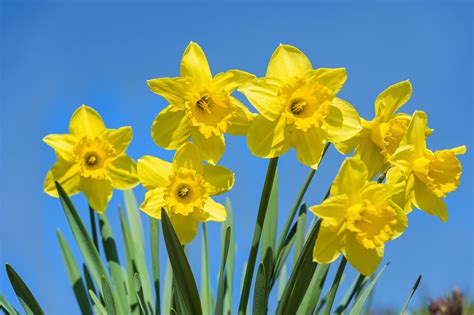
(297, 263, 330, 314)
(252, 263, 268, 315)
(201, 223, 213, 315)
(271, 223, 297, 288)
(161, 209, 202, 315)
(5, 264, 44, 315)
(98, 214, 129, 314)
(150, 218, 161, 315)
(0, 293, 19, 315)
(239, 262, 247, 293)
(215, 226, 232, 315)
(400, 275, 422, 314)
(261, 171, 278, 261)
(102, 276, 117, 315)
(223, 198, 235, 315)
(324, 257, 347, 315)
(89, 289, 107, 315)
(335, 274, 366, 314)
(123, 190, 154, 314)
(57, 230, 93, 315)
(350, 263, 389, 315)
(134, 272, 147, 314)
(277, 264, 287, 301)
(292, 204, 307, 270)
(82, 264, 96, 299)
(162, 261, 173, 315)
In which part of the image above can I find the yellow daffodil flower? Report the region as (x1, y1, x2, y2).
(336, 80, 432, 179)
(238, 44, 362, 169)
(147, 42, 256, 164)
(44, 105, 139, 213)
(389, 111, 466, 222)
(310, 158, 408, 275)
(137, 142, 233, 244)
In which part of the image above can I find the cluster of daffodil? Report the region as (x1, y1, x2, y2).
(35, 42, 466, 315)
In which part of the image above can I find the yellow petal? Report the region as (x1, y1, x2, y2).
(147, 77, 191, 108)
(151, 106, 190, 150)
(324, 98, 362, 143)
(288, 126, 326, 169)
(169, 212, 200, 244)
(43, 134, 77, 162)
(266, 44, 312, 80)
(173, 141, 204, 172)
(389, 200, 409, 239)
(374, 80, 412, 120)
(450, 145, 467, 155)
(203, 197, 227, 222)
(140, 188, 166, 219)
(344, 234, 383, 276)
(69, 105, 105, 137)
(361, 182, 402, 206)
(307, 68, 347, 94)
(137, 156, 172, 190)
(81, 177, 113, 214)
(406, 111, 427, 155)
(334, 133, 361, 155)
(203, 164, 234, 196)
(390, 145, 418, 172)
(247, 115, 290, 158)
(413, 178, 448, 222)
(309, 195, 348, 226)
(101, 127, 132, 155)
(239, 78, 282, 120)
(108, 155, 139, 190)
(312, 225, 342, 264)
(44, 160, 81, 197)
(227, 98, 256, 136)
(180, 42, 213, 88)
(212, 70, 255, 93)
(331, 158, 368, 202)
(354, 137, 386, 180)
(190, 129, 225, 165)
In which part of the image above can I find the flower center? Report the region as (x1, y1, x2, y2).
(177, 184, 191, 199)
(196, 95, 212, 114)
(165, 168, 208, 216)
(74, 137, 116, 179)
(85, 153, 98, 167)
(289, 97, 307, 115)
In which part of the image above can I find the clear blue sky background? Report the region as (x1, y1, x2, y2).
(1, 1, 472, 313)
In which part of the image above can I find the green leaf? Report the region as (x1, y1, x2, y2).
(324, 257, 347, 315)
(400, 275, 422, 314)
(162, 261, 173, 315)
(0, 293, 19, 315)
(161, 209, 202, 315)
(201, 223, 213, 315)
(271, 223, 297, 289)
(252, 263, 268, 315)
(277, 264, 287, 301)
(102, 276, 117, 315)
(82, 264, 96, 299)
(297, 263, 330, 314)
(89, 289, 107, 315)
(57, 229, 93, 315)
(98, 214, 129, 314)
(261, 171, 278, 261)
(5, 264, 44, 315)
(350, 263, 389, 315)
(335, 274, 366, 314)
(150, 218, 161, 315)
(223, 198, 235, 315)
(215, 226, 232, 315)
(292, 204, 307, 270)
(134, 272, 147, 315)
(123, 190, 154, 313)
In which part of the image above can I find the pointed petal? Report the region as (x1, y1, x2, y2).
(173, 141, 204, 172)
(43, 134, 77, 162)
(151, 106, 190, 150)
(331, 158, 368, 201)
(169, 212, 200, 244)
(147, 77, 191, 108)
(247, 114, 290, 158)
(140, 188, 166, 219)
(69, 105, 105, 137)
(309, 195, 348, 226)
(375, 80, 412, 120)
(190, 129, 225, 165)
(354, 137, 386, 180)
(239, 78, 282, 120)
(413, 178, 448, 222)
(44, 160, 81, 197)
(361, 182, 403, 206)
(101, 126, 132, 155)
(108, 155, 139, 190)
(406, 111, 427, 155)
(227, 98, 256, 136)
(324, 98, 362, 143)
(81, 177, 113, 214)
(180, 42, 212, 88)
(212, 70, 255, 93)
(312, 225, 342, 264)
(266, 44, 312, 80)
(203, 164, 234, 196)
(137, 155, 172, 190)
(203, 197, 227, 222)
(345, 234, 383, 276)
(307, 68, 347, 94)
(288, 126, 326, 169)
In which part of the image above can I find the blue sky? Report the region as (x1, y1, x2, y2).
(1, 1, 472, 313)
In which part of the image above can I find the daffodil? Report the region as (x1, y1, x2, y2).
(147, 42, 255, 164)
(336, 81, 431, 179)
(310, 158, 408, 275)
(137, 142, 233, 244)
(389, 111, 466, 222)
(238, 44, 361, 169)
(44, 105, 139, 213)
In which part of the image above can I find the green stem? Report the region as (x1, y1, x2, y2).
(275, 143, 330, 257)
(89, 205, 99, 253)
(238, 157, 279, 314)
(324, 257, 347, 315)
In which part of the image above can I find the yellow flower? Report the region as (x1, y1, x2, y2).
(44, 105, 139, 213)
(310, 158, 407, 275)
(147, 42, 255, 164)
(336, 81, 420, 179)
(389, 111, 466, 222)
(137, 142, 233, 244)
(238, 44, 361, 169)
